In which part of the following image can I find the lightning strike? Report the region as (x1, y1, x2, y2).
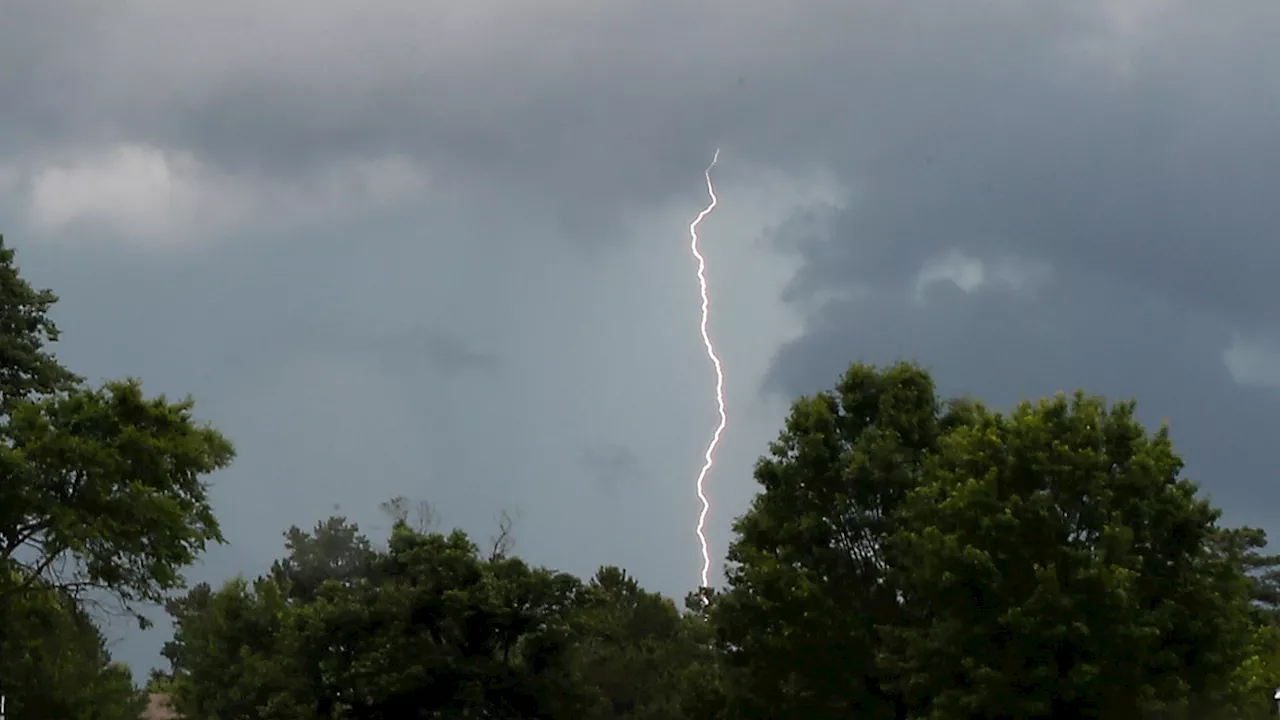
(689, 148, 723, 591)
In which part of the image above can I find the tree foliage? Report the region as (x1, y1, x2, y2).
(0, 573, 148, 720)
(713, 362, 1271, 719)
(1, 380, 234, 618)
(0, 236, 234, 716)
(0, 238, 81, 411)
(713, 363, 934, 719)
(161, 515, 729, 720)
(882, 392, 1254, 718)
(571, 566, 720, 719)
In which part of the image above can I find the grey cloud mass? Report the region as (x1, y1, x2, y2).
(3, 0, 1280, 678)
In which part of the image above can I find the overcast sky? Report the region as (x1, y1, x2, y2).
(4, 0, 1280, 677)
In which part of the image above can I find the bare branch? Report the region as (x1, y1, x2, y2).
(489, 509, 519, 561)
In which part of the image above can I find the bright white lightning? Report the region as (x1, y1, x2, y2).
(689, 148, 723, 590)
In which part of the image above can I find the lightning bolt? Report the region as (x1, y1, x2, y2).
(689, 148, 723, 590)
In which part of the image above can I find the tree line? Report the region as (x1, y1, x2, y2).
(0, 235, 1278, 719)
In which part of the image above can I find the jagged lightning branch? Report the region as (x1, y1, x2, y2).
(689, 148, 723, 590)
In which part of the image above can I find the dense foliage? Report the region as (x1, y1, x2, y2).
(159, 515, 719, 719)
(2, 235, 1279, 719)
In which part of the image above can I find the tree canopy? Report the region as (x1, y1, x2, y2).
(713, 362, 1277, 719)
(161, 515, 720, 719)
(0, 236, 234, 718)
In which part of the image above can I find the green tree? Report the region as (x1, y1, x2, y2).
(570, 566, 722, 719)
(714, 362, 1261, 719)
(0, 236, 234, 624)
(162, 577, 308, 719)
(163, 517, 379, 719)
(0, 573, 148, 720)
(678, 591, 731, 720)
(713, 362, 934, 719)
(269, 515, 379, 603)
(1223, 525, 1280, 626)
(1204, 527, 1280, 718)
(1, 380, 234, 621)
(163, 513, 596, 718)
(880, 391, 1255, 718)
(0, 236, 80, 412)
(309, 523, 589, 717)
(1223, 623, 1280, 719)
(0, 235, 231, 718)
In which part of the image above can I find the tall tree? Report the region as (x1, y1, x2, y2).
(880, 392, 1255, 718)
(0, 381, 234, 621)
(0, 236, 231, 720)
(0, 237, 234, 625)
(713, 362, 1262, 719)
(712, 362, 937, 719)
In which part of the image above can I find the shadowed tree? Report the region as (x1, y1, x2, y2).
(163, 512, 599, 719)
(714, 362, 1261, 719)
(0, 235, 230, 718)
(712, 362, 936, 719)
(880, 391, 1255, 718)
(0, 235, 80, 412)
(270, 516, 379, 603)
(570, 566, 723, 719)
(0, 572, 148, 720)
(0, 236, 234, 625)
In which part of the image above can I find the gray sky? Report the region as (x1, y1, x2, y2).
(3, 0, 1280, 677)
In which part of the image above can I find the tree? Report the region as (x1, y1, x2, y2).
(0, 237, 234, 625)
(300, 522, 589, 718)
(163, 509, 733, 719)
(713, 362, 1262, 719)
(881, 391, 1255, 718)
(570, 566, 722, 719)
(0, 381, 235, 623)
(162, 577, 308, 719)
(712, 362, 935, 719)
(0, 571, 148, 720)
(1202, 527, 1280, 718)
(269, 516, 379, 603)
(1222, 525, 1280, 626)
(0, 235, 230, 719)
(163, 512, 597, 718)
(0, 235, 80, 412)
(163, 518, 382, 719)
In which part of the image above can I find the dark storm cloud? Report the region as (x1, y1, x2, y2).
(748, 2, 1280, 530)
(0, 3, 1105, 240)
(766, 269, 1280, 527)
(8, 1, 1275, 312)
(784, 77, 1280, 331)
